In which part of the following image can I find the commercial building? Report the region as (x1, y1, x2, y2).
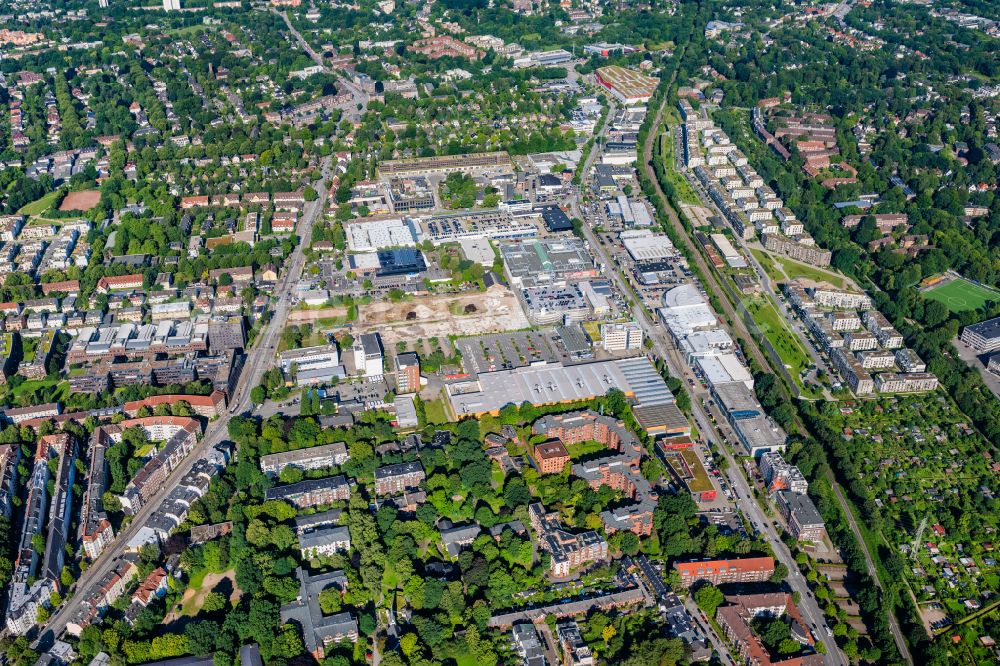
(374, 461, 425, 496)
(353, 333, 384, 378)
(260, 442, 350, 476)
(673, 557, 775, 587)
(601, 322, 644, 352)
(447, 357, 672, 417)
(961, 316, 1000, 354)
(265, 475, 351, 508)
(343, 217, 418, 251)
(279, 343, 345, 386)
(596, 66, 659, 104)
(280, 569, 358, 659)
(529, 503, 608, 577)
(500, 238, 597, 289)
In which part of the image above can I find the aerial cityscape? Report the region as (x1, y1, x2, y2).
(0, 0, 997, 665)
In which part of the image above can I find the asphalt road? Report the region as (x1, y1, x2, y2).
(275, 9, 369, 122)
(37, 155, 334, 644)
(570, 88, 848, 664)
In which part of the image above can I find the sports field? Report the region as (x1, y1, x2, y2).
(924, 278, 1000, 313)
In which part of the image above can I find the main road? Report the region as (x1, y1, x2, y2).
(274, 9, 369, 122)
(571, 80, 847, 663)
(37, 155, 335, 643)
(634, 92, 911, 665)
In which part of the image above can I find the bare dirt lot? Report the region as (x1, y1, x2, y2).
(356, 285, 529, 348)
(287, 306, 348, 324)
(59, 189, 102, 211)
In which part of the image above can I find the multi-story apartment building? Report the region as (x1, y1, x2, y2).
(533, 410, 633, 450)
(120, 417, 201, 514)
(353, 333, 384, 378)
(894, 348, 926, 373)
(842, 331, 878, 351)
(532, 439, 570, 475)
(874, 372, 939, 394)
(374, 461, 425, 496)
(299, 525, 351, 559)
(776, 491, 827, 542)
(810, 288, 874, 310)
(394, 352, 421, 394)
(529, 503, 608, 577)
(673, 557, 775, 587)
(265, 476, 352, 508)
(826, 311, 861, 332)
(831, 348, 874, 395)
(259, 442, 350, 476)
(856, 349, 896, 369)
(758, 452, 808, 494)
(761, 234, 832, 266)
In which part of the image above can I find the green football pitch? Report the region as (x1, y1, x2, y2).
(924, 278, 1000, 313)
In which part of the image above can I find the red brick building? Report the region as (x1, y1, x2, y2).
(533, 439, 570, 475)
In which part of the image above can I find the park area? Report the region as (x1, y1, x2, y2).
(743, 295, 820, 398)
(923, 277, 1000, 313)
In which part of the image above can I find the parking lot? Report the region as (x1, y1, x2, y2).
(456, 330, 561, 375)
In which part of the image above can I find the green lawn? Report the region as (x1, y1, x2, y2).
(9, 378, 67, 402)
(924, 278, 1000, 313)
(680, 449, 714, 492)
(744, 296, 820, 397)
(17, 190, 60, 216)
(749, 248, 783, 283)
(658, 123, 700, 206)
(775, 256, 846, 289)
(565, 440, 608, 459)
(423, 396, 451, 424)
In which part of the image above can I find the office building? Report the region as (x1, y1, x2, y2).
(601, 322, 644, 352)
(353, 333, 384, 378)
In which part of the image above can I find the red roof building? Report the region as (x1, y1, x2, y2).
(673, 557, 775, 587)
